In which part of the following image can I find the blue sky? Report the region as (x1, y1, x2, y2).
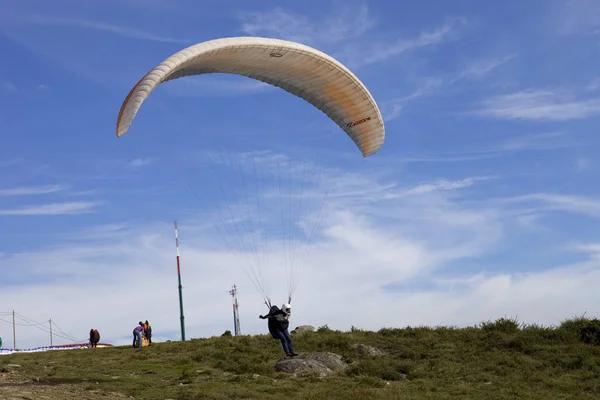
(1, 0, 600, 349)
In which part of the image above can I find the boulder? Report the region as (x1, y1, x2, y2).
(352, 344, 386, 357)
(298, 352, 347, 371)
(275, 358, 331, 376)
(274, 352, 348, 376)
(291, 325, 315, 334)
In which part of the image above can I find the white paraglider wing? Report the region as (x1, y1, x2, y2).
(116, 36, 385, 157)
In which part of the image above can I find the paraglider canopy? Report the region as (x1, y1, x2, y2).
(116, 36, 385, 157)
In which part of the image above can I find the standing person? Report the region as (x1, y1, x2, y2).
(260, 303, 298, 357)
(89, 329, 100, 348)
(132, 321, 145, 348)
(144, 320, 152, 346)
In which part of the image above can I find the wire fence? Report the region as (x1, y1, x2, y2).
(0, 310, 85, 350)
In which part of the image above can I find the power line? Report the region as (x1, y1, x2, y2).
(0, 310, 84, 349)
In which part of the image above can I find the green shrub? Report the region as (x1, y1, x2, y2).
(479, 316, 521, 333)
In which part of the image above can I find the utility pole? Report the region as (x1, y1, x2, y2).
(174, 220, 186, 341)
(12, 310, 16, 350)
(229, 285, 241, 336)
(49, 319, 53, 347)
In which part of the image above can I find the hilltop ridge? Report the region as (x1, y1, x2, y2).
(1, 316, 599, 399)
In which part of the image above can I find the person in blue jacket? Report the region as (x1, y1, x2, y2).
(260, 303, 298, 357)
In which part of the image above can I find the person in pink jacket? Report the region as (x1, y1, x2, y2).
(132, 321, 145, 348)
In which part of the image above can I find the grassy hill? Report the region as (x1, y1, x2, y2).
(1, 316, 600, 399)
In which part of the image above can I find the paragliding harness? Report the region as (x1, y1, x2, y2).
(264, 301, 292, 340)
(267, 305, 281, 339)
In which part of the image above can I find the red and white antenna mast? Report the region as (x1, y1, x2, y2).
(174, 220, 186, 341)
(229, 284, 241, 336)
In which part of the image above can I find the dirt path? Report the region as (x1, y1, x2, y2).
(0, 370, 133, 400)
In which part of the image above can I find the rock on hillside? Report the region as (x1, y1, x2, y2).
(352, 343, 386, 357)
(274, 352, 347, 376)
(291, 325, 315, 334)
(275, 358, 331, 376)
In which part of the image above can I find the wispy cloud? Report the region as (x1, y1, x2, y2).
(572, 242, 600, 255)
(0, 159, 22, 168)
(1, 81, 50, 96)
(502, 193, 600, 219)
(550, 0, 600, 36)
(338, 17, 466, 68)
(400, 153, 505, 163)
(24, 15, 188, 43)
(2, 81, 19, 94)
(576, 158, 593, 171)
(497, 131, 577, 151)
(238, 5, 376, 46)
(238, 6, 464, 69)
(398, 131, 580, 164)
(454, 54, 517, 81)
(382, 53, 515, 121)
(67, 189, 98, 197)
(586, 78, 600, 92)
(0, 202, 100, 215)
(382, 77, 444, 121)
(477, 90, 600, 121)
(129, 158, 154, 168)
(403, 177, 480, 196)
(0, 184, 67, 196)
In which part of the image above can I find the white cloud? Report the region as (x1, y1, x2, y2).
(382, 53, 515, 122)
(550, 0, 600, 36)
(129, 158, 154, 168)
(501, 193, 600, 219)
(1, 81, 50, 97)
(0, 184, 66, 196)
(586, 78, 600, 92)
(403, 178, 478, 195)
(24, 16, 188, 43)
(67, 189, 98, 197)
(381, 77, 444, 121)
(397, 131, 577, 165)
(576, 157, 593, 171)
(0, 201, 100, 215)
(238, 5, 376, 47)
(478, 90, 600, 121)
(2, 81, 19, 94)
(497, 131, 575, 151)
(238, 6, 464, 69)
(454, 54, 516, 81)
(0, 159, 22, 168)
(337, 18, 466, 68)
